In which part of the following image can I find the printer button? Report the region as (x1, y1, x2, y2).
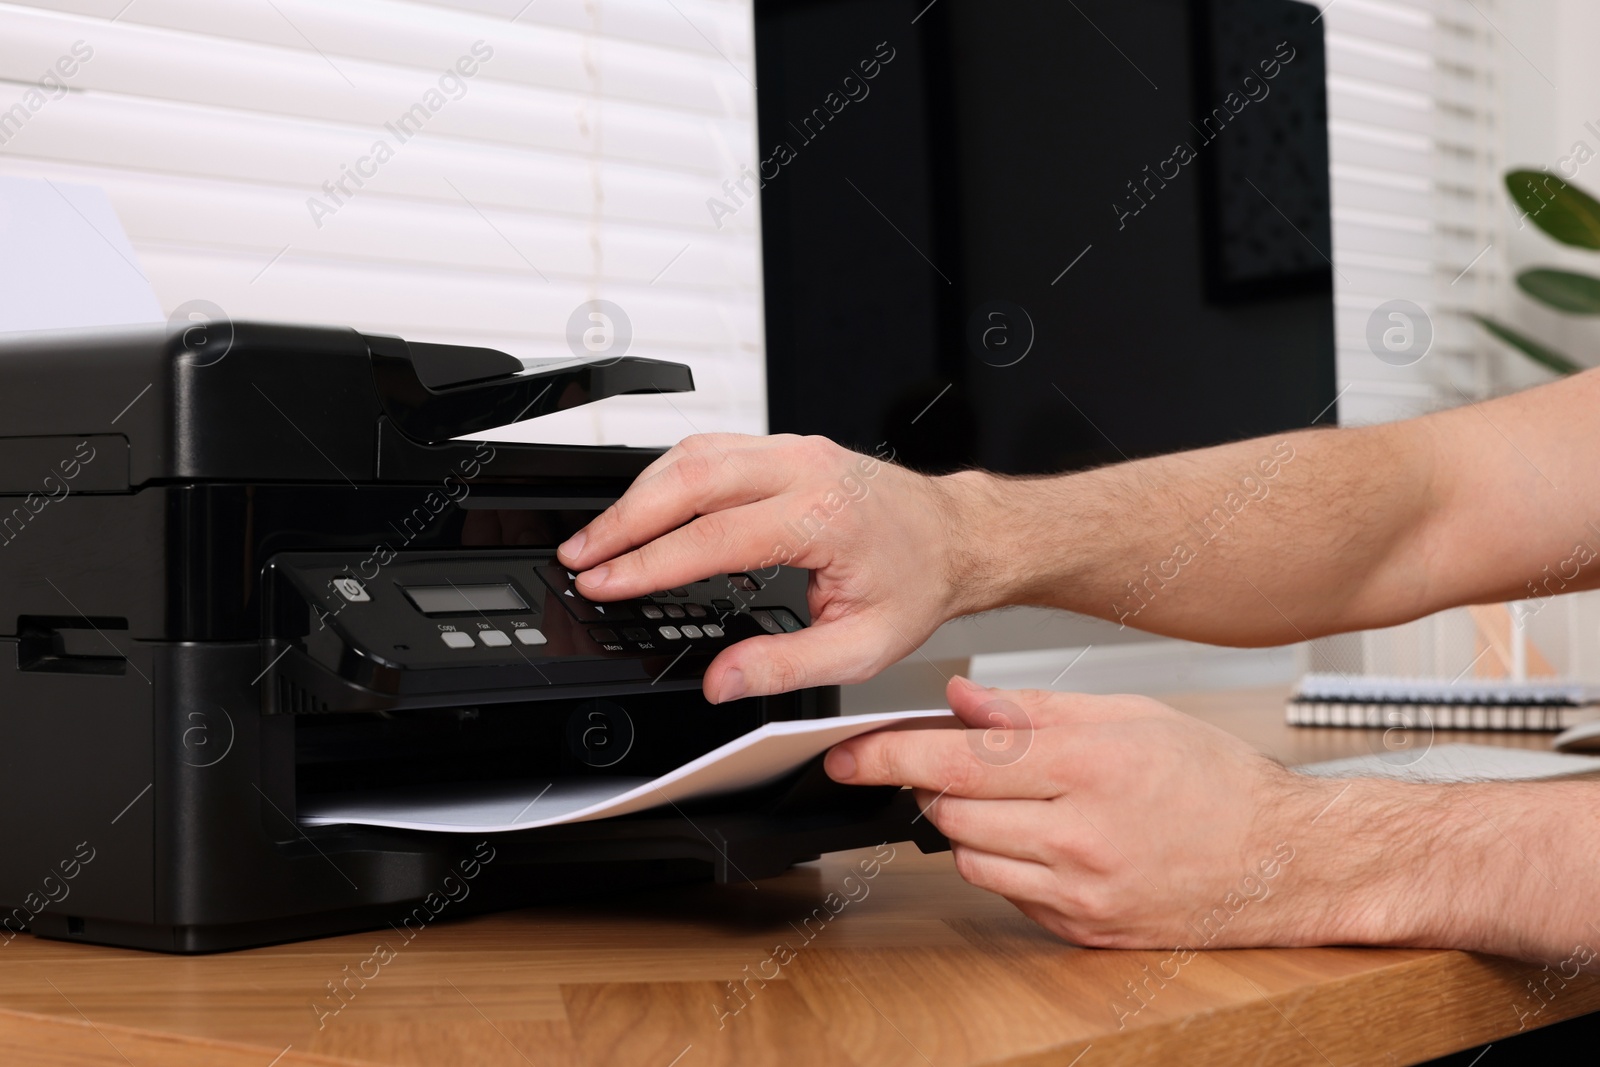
(769, 608, 804, 632)
(640, 604, 665, 620)
(558, 591, 611, 622)
(662, 603, 686, 619)
(589, 627, 619, 644)
(538, 564, 609, 621)
(751, 608, 804, 634)
(710, 598, 734, 613)
(621, 627, 651, 642)
(669, 587, 689, 597)
(684, 603, 707, 618)
(332, 577, 370, 602)
(440, 631, 475, 649)
(702, 623, 725, 638)
(478, 630, 512, 647)
(679, 624, 704, 639)
(538, 565, 577, 594)
(658, 625, 683, 640)
(514, 628, 547, 646)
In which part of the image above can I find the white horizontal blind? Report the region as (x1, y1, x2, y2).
(1321, 0, 1508, 425)
(1308, 0, 1600, 684)
(0, 0, 765, 446)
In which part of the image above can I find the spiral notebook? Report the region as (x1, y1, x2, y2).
(1286, 673, 1600, 732)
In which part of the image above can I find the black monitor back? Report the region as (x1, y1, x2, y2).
(756, 0, 1337, 474)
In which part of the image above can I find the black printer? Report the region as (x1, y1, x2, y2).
(0, 322, 943, 953)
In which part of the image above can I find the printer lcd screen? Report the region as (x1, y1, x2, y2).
(401, 583, 528, 615)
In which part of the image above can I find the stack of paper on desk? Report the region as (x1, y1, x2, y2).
(299, 709, 958, 833)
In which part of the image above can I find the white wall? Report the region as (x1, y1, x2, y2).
(1503, 0, 1600, 385)
(1497, 0, 1600, 681)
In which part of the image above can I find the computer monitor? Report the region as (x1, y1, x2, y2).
(754, 0, 1336, 474)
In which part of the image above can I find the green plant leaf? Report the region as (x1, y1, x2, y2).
(1474, 315, 1584, 375)
(1517, 268, 1600, 314)
(1506, 170, 1600, 249)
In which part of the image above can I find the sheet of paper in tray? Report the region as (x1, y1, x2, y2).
(299, 708, 959, 833)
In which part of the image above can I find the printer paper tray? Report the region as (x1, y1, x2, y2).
(24, 755, 950, 953)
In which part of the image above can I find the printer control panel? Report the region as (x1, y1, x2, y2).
(264, 550, 806, 705)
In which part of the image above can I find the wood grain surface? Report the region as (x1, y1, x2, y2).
(1, 685, 1592, 1066)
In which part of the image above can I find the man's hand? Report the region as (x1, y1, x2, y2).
(828, 677, 1600, 966)
(826, 676, 1411, 950)
(557, 434, 996, 703)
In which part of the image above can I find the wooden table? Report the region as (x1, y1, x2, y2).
(3, 686, 1596, 1066)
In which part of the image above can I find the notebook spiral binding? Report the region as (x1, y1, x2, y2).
(1286, 674, 1600, 732)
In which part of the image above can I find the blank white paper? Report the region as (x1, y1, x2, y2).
(0, 177, 163, 333)
(299, 709, 959, 833)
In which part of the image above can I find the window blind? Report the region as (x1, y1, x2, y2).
(1306, 0, 1600, 686)
(1320, 0, 1509, 425)
(0, 0, 765, 447)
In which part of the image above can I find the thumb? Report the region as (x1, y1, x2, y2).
(946, 676, 1150, 727)
(703, 616, 894, 703)
(945, 675, 1039, 731)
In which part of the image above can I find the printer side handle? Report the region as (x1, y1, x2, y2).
(365, 333, 695, 445)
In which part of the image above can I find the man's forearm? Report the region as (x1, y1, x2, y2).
(935, 369, 1600, 646)
(937, 421, 1441, 645)
(1312, 777, 1600, 974)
